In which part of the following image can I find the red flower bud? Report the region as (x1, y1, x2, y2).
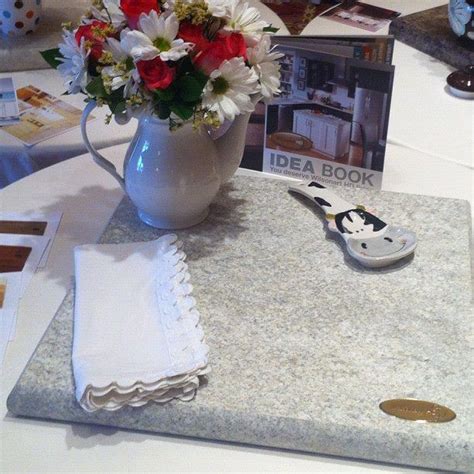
(136, 57, 175, 90)
(219, 32, 248, 61)
(178, 22, 211, 54)
(194, 32, 247, 75)
(120, 0, 160, 30)
(75, 20, 112, 62)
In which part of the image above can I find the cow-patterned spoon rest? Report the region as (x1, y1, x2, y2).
(288, 181, 417, 268)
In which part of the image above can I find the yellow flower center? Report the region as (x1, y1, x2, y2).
(153, 37, 171, 51)
(212, 76, 229, 95)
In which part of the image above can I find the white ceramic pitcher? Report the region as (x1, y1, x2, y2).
(81, 101, 254, 229)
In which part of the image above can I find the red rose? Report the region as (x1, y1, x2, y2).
(178, 22, 210, 54)
(194, 32, 247, 75)
(219, 32, 247, 60)
(120, 0, 160, 29)
(75, 21, 112, 62)
(137, 57, 175, 90)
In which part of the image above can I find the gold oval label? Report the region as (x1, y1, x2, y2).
(379, 399, 456, 423)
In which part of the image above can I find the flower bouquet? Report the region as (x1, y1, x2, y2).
(41, 0, 282, 128)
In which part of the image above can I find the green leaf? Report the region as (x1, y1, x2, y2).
(40, 48, 63, 69)
(178, 75, 204, 103)
(177, 56, 194, 75)
(85, 76, 108, 98)
(154, 87, 175, 102)
(125, 56, 135, 71)
(263, 25, 279, 33)
(193, 70, 209, 88)
(108, 86, 126, 110)
(157, 102, 171, 120)
(170, 103, 194, 121)
(110, 100, 127, 115)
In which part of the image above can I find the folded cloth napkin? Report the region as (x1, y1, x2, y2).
(72, 235, 209, 412)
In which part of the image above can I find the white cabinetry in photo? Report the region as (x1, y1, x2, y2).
(293, 110, 351, 158)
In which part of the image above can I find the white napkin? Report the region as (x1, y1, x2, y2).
(72, 235, 209, 412)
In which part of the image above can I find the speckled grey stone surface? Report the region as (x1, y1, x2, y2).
(389, 6, 474, 70)
(7, 177, 473, 471)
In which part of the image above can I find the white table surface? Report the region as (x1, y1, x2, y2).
(0, 68, 139, 188)
(0, 0, 90, 73)
(1, 1, 473, 472)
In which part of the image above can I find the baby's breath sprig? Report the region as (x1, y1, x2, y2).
(192, 108, 220, 130)
(174, 0, 211, 25)
(84, 39, 94, 51)
(98, 50, 114, 65)
(91, 24, 116, 39)
(61, 21, 73, 31)
(114, 61, 129, 73)
(126, 94, 144, 107)
(101, 74, 113, 94)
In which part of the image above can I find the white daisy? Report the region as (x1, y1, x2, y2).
(105, 59, 146, 125)
(247, 35, 282, 100)
(206, 0, 230, 17)
(90, 0, 126, 28)
(101, 38, 133, 91)
(120, 11, 192, 62)
(202, 57, 259, 123)
(223, 0, 268, 46)
(114, 73, 147, 125)
(57, 29, 90, 94)
(247, 34, 282, 64)
(105, 36, 128, 62)
(251, 61, 280, 101)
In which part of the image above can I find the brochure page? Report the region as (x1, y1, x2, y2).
(242, 35, 395, 190)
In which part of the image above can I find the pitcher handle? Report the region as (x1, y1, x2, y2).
(80, 101, 126, 190)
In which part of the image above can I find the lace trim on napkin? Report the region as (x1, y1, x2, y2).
(156, 236, 209, 372)
(79, 235, 210, 412)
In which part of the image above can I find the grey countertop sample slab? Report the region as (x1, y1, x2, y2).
(389, 5, 474, 70)
(7, 176, 473, 471)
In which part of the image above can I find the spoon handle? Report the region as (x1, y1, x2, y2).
(288, 180, 389, 241)
(288, 181, 356, 216)
(288, 180, 416, 268)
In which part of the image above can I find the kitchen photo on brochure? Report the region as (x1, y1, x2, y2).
(243, 36, 395, 190)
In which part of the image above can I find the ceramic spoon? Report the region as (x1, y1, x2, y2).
(288, 181, 417, 268)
